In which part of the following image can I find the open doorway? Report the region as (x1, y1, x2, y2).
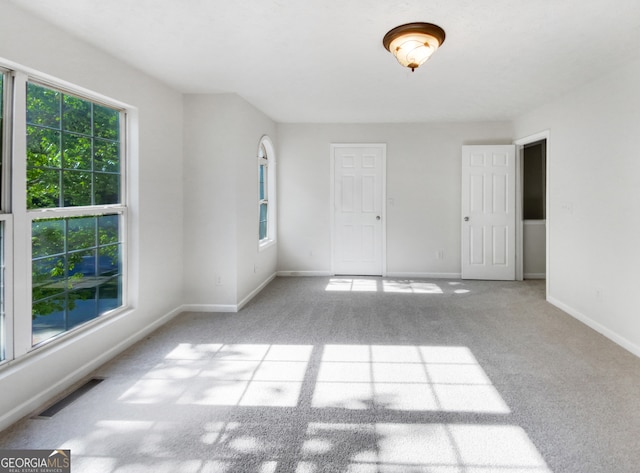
(515, 131, 549, 296)
(522, 140, 546, 279)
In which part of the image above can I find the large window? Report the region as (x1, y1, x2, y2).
(257, 136, 276, 248)
(26, 82, 125, 346)
(0, 65, 129, 360)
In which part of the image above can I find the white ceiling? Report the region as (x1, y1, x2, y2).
(8, 0, 640, 123)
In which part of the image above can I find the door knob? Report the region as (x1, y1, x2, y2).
(464, 216, 470, 222)
(376, 216, 381, 220)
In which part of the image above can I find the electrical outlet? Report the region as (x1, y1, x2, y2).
(561, 202, 574, 215)
(436, 250, 445, 260)
(216, 275, 222, 286)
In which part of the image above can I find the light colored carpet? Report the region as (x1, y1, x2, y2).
(1, 277, 639, 472)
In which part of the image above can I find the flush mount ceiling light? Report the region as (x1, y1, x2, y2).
(383, 22, 446, 71)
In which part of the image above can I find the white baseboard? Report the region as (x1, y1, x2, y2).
(237, 273, 276, 310)
(0, 305, 184, 432)
(524, 273, 546, 279)
(548, 296, 640, 358)
(182, 304, 238, 313)
(277, 271, 332, 277)
(385, 272, 462, 279)
(276, 271, 462, 279)
(183, 273, 277, 313)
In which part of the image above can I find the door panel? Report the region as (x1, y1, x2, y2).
(493, 226, 507, 265)
(462, 145, 516, 280)
(470, 226, 485, 265)
(333, 145, 385, 276)
(341, 175, 355, 212)
(470, 175, 485, 213)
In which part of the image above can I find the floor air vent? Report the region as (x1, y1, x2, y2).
(33, 377, 105, 418)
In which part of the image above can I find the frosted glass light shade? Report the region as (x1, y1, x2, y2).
(383, 23, 446, 71)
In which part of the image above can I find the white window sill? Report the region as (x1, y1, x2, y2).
(259, 238, 276, 252)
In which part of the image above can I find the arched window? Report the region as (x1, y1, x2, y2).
(258, 136, 276, 248)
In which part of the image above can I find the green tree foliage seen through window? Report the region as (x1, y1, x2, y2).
(27, 83, 123, 344)
(26, 82, 120, 209)
(32, 215, 121, 320)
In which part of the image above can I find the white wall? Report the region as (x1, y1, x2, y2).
(183, 94, 277, 309)
(523, 221, 546, 278)
(0, 0, 184, 429)
(183, 95, 239, 307)
(277, 122, 513, 277)
(514, 58, 640, 356)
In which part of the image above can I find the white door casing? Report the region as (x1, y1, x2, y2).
(331, 144, 385, 276)
(461, 145, 516, 280)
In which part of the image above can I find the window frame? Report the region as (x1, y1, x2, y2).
(257, 135, 276, 251)
(0, 68, 11, 211)
(0, 63, 132, 362)
(0, 67, 11, 363)
(258, 148, 269, 241)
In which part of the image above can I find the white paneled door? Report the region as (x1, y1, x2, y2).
(461, 145, 516, 280)
(332, 144, 385, 276)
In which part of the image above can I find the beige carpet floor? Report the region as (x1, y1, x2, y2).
(1, 277, 639, 472)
